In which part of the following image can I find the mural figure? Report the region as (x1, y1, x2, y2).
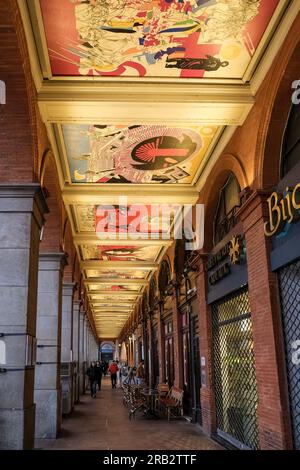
(165, 55, 229, 70)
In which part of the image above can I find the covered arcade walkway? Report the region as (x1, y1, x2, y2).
(37, 378, 222, 451)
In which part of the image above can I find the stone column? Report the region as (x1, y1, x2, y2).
(196, 257, 217, 437)
(61, 283, 75, 415)
(0, 185, 47, 450)
(172, 284, 184, 389)
(79, 310, 85, 395)
(72, 300, 80, 404)
(83, 317, 88, 392)
(147, 314, 153, 387)
(157, 303, 166, 383)
(34, 253, 66, 441)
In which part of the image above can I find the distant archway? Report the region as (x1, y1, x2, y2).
(100, 342, 115, 363)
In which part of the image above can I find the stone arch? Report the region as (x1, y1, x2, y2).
(255, 17, 300, 189)
(0, 1, 40, 183)
(199, 154, 247, 251)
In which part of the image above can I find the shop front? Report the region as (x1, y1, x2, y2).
(180, 295, 202, 424)
(207, 226, 259, 449)
(176, 241, 202, 424)
(164, 314, 174, 388)
(266, 157, 300, 450)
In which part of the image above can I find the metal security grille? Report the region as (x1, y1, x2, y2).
(212, 287, 259, 450)
(279, 260, 300, 450)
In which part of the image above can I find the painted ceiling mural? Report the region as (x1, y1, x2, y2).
(85, 269, 149, 280)
(62, 124, 217, 185)
(76, 204, 181, 233)
(89, 294, 137, 300)
(87, 284, 142, 292)
(89, 294, 139, 302)
(82, 245, 161, 262)
(40, 0, 280, 79)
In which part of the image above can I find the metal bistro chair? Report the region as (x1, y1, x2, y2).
(128, 385, 146, 420)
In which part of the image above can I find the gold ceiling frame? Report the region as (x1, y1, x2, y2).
(88, 291, 143, 299)
(74, 235, 172, 247)
(84, 279, 148, 286)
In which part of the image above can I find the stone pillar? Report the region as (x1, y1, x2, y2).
(34, 253, 66, 441)
(142, 317, 149, 383)
(196, 257, 216, 437)
(72, 300, 80, 404)
(172, 284, 184, 389)
(83, 317, 88, 391)
(0, 185, 47, 450)
(61, 283, 75, 415)
(147, 315, 153, 387)
(79, 310, 85, 395)
(239, 192, 293, 450)
(157, 303, 166, 383)
(87, 327, 91, 364)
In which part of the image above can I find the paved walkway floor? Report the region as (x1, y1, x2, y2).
(37, 378, 223, 451)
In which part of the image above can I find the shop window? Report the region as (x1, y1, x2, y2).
(212, 287, 259, 450)
(281, 104, 300, 177)
(214, 174, 241, 246)
(278, 260, 300, 449)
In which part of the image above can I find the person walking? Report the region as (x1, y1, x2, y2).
(86, 361, 97, 398)
(136, 360, 145, 385)
(109, 361, 119, 389)
(115, 360, 121, 388)
(95, 361, 103, 391)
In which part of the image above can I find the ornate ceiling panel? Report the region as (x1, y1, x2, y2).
(61, 123, 218, 185)
(80, 245, 162, 262)
(39, 0, 280, 80)
(84, 269, 150, 280)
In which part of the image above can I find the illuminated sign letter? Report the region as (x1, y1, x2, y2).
(264, 192, 283, 237)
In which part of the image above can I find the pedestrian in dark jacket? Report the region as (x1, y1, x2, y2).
(95, 361, 103, 391)
(86, 362, 97, 398)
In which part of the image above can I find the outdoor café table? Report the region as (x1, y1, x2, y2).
(141, 389, 159, 418)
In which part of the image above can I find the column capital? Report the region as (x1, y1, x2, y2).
(39, 252, 68, 272)
(0, 183, 48, 229)
(62, 282, 77, 297)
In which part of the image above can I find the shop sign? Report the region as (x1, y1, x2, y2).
(264, 184, 300, 237)
(206, 235, 244, 286)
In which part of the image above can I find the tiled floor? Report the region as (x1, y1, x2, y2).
(37, 378, 223, 451)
